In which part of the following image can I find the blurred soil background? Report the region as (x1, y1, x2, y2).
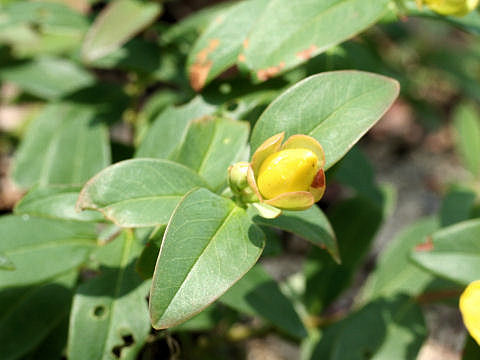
(1, 0, 478, 359)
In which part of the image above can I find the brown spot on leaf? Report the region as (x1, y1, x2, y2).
(189, 39, 220, 91)
(415, 236, 434, 252)
(296, 44, 318, 60)
(256, 61, 285, 81)
(237, 53, 246, 62)
(311, 169, 325, 189)
(189, 61, 213, 92)
(243, 38, 249, 49)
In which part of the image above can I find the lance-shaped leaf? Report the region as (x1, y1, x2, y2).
(136, 96, 216, 159)
(149, 188, 265, 329)
(453, 103, 480, 177)
(173, 116, 249, 191)
(250, 71, 398, 169)
(0, 57, 94, 100)
(186, 0, 269, 91)
(411, 219, 480, 285)
(220, 264, 307, 339)
(68, 231, 150, 360)
(82, 0, 161, 62)
(0, 216, 97, 289)
(15, 185, 104, 222)
(360, 217, 440, 302)
(243, 0, 390, 81)
(0, 271, 77, 360)
(13, 103, 110, 188)
(248, 205, 339, 262)
(77, 159, 208, 227)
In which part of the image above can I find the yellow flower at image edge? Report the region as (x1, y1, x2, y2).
(247, 132, 326, 211)
(460, 280, 480, 345)
(423, 0, 479, 16)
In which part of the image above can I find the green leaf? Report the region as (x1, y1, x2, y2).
(172, 116, 249, 191)
(68, 231, 150, 360)
(89, 39, 161, 75)
(453, 103, 480, 177)
(149, 188, 265, 329)
(440, 187, 477, 227)
(24, 313, 70, 360)
(77, 159, 209, 227)
(1, 1, 88, 30)
(186, 0, 269, 91)
(0, 271, 76, 360)
(250, 71, 399, 169)
(249, 205, 339, 262)
(13, 103, 111, 189)
(0, 253, 15, 271)
(0, 57, 94, 100)
(411, 219, 480, 285)
(136, 96, 216, 159)
(220, 264, 307, 339)
(310, 296, 426, 360)
(0, 215, 97, 289)
(333, 146, 384, 206)
(361, 217, 440, 301)
(243, 0, 390, 81)
(15, 185, 104, 222)
(135, 226, 166, 279)
(304, 197, 383, 314)
(82, 0, 161, 62)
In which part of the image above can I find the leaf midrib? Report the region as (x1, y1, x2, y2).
(307, 83, 392, 137)
(155, 205, 237, 323)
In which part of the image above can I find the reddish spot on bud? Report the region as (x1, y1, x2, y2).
(415, 236, 434, 251)
(311, 169, 325, 189)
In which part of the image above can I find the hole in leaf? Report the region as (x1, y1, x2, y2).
(112, 334, 135, 358)
(93, 305, 106, 318)
(226, 101, 239, 112)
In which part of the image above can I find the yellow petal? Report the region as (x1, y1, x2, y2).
(460, 280, 480, 345)
(257, 148, 319, 199)
(264, 191, 314, 211)
(247, 164, 263, 201)
(251, 132, 284, 176)
(281, 134, 325, 168)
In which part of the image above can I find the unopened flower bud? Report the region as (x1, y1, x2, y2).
(228, 161, 249, 194)
(257, 148, 319, 199)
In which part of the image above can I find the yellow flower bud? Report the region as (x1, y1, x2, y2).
(460, 280, 480, 345)
(423, 0, 479, 16)
(257, 148, 319, 199)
